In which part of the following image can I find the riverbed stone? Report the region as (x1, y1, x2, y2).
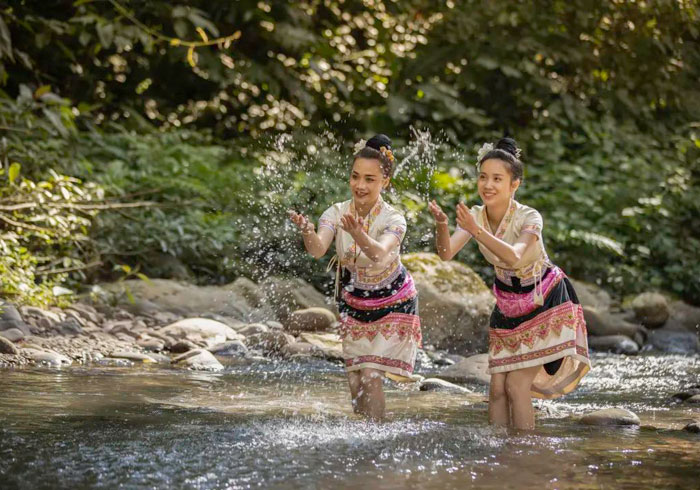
(109, 350, 157, 363)
(683, 421, 700, 433)
(580, 408, 641, 426)
(172, 349, 223, 371)
(0, 303, 32, 335)
(588, 335, 639, 355)
(403, 253, 494, 353)
(419, 378, 472, 393)
(280, 341, 323, 358)
(647, 329, 700, 354)
(94, 357, 134, 367)
(583, 307, 647, 341)
(298, 332, 343, 360)
(160, 318, 244, 345)
(567, 279, 612, 311)
(245, 331, 295, 354)
(631, 292, 670, 328)
(208, 340, 249, 357)
(169, 339, 199, 353)
(285, 308, 337, 333)
(0, 327, 25, 343)
(137, 337, 165, 352)
(685, 395, 700, 404)
(21, 348, 72, 366)
(262, 276, 336, 323)
(438, 353, 491, 385)
(238, 323, 270, 336)
(0, 336, 19, 355)
(663, 301, 700, 336)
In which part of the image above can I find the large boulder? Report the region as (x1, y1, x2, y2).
(285, 308, 337, 333)
(664, 301, 700, 335)
(0, 336, 19, 355)
(588, 335, 640, 355)
(299, 332, 344, 360)
(583, 307, 647, 345)
(568, 279, 612, 311)
(437, 353, 490, 386)
(647, 329, 700, 354)
(0, 302, 32, 335)
(261, 276, 337, 323)
(630, 292, 670, 328)
(172, 349, 224, 371)
(403, 253, 494, 353)
(579, 408, 641, 426)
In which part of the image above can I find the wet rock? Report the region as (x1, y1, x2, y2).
(298, 332, 343, 360)
(265, 321, 284, 331)
(685, 395, 700, 405)
(109, 351, 157, 363)
(160, 318, 244, 344)
(208, 340, 249, 357)
(280, 342, 322, 358)
(94, 357, 134, 367)
(583, 307, 647, 341)
(245, 331, 295, 354)
(169, 339, 199, 353)
(0, 327, 25, 343)
(664, 301, 700, 334)
(588, 335, 639, 355)
(425, 350, 455, 366)
(683, 421, 700, 433)
(285, 308, 337, 333)
(53, 318, 83, 336)
(403, 253, 494, 352)
(137, 338, 165, 352)
(647, 329, 699, 354)
(631, 292, 670, 328)
(146, 353, 171, 363)
(66, 303, 102, 324)
(172, 349, 223, 371)
(229, 277, 276, 321)
(567, 279, 612, 311)
(262, 276, 336, 323)
(22, 348, 72, 366)
(0, 335, 19, 355)
(419, 378, 472, 393)
(439, 353, 491, 386)
(121, 298, 168, 317)
(670, 385, 700, 402)
(238, 323, 270, 336)
(580, 408, 641, 426)
(0, 302, 32, 335)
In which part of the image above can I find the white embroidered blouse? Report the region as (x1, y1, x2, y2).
(318, 196, 406, 290)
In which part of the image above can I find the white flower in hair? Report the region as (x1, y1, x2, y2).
(353, 138, 367, 154)
(476, 142, 494, 165)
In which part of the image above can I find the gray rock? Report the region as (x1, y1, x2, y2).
(670, 386, 700, 402)
(439, 353, 491, 385)
(238, 323, 270, 336)
(262, 276, 335, 323)
(245, 331, 295, 354)
(583, 307, 647, 341)
(298, 332, 343, 361)
(137, 338, 166, 352)
(265, 321, 284, 330)
(0, 302, 32, 335)
(109, 350, 157, 363)
(54, 318, 83, 336)
(403, 253, 494, 353)
(664, 301, 700, 334)
(160, 318, 244, 344)
(588, 335, 639, 355)
(647, 329, 700, 354)
(22, 348, 72, 366)
(683, 421, 700, 433)
(169, 339, 199, 353)
(580, 408, 641, 426)
(208, 340, 249, 357)
(172, 349, 223, 371)
(93, 357, 134, 367)
(280, 342, 323, 358)
(685, 395, 700, 405)
(0, 327, 25, 342)
(0, 336, 19, 355)
(631, 292, 670, 328)
(285, 308, 337, 333)
(568, 279, 612, 311)
(66, 303, 102, 324)
(419, 378, 472, 393)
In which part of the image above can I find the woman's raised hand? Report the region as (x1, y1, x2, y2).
(456, 202, 478, 234)
(340, 213, 364, 238)
(288, 210, 314, 234)
(428, 200, 448, 225)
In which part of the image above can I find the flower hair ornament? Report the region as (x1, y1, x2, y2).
(379, 146, 395, 163)
(353, 138, 367, 154)
(476, 142, 494, 166)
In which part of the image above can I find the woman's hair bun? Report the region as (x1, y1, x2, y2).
(495, 137, 519, 159)
(366, 134, 392, 151)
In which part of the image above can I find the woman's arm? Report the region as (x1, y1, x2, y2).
(289, 211, 335, 259)
(430, 200, 472, 261)
(456, 203, 537, 267)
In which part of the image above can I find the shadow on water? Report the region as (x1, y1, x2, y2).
(1, 353, 698, 489)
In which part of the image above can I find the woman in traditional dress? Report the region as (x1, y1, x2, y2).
(429, 137, 590, 430)
(289, 134, 421, 421)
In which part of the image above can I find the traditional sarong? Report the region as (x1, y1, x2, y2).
(338, 266, 421, 377)
(488, 265, 591, 399)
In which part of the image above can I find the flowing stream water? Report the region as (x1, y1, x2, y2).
(1, 353, 698, 489)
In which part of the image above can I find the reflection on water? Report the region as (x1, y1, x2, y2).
(1, 353, 698, 489)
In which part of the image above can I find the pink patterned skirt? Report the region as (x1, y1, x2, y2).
(489, 266, 591, 399)
(338, 265, 421, 378)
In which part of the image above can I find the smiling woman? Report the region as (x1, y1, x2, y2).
(288, 134, 421, 421)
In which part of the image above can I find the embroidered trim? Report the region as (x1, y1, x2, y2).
(489, 340, 587, 368)
(489, 303, 585, 354)
(318, 219, 336, 233)
(340, 312, 422, 343)
(383, 224, 406, 241)
(341, 277, 417, 311)
(493, 268, 564, 317)
(520, 224, 541, 235)
(346, 355, 414, 373)
(347, 260, 403, 290)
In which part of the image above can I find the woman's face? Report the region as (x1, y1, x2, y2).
(478, 158, 520, 206)
(350, 158, 388, 209)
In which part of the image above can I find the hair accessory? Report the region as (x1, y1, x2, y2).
(515, 148, 522, 159)
(353, 139, 367, 154)
(476, 142, 494, 165)
(379, 146, 395, 163)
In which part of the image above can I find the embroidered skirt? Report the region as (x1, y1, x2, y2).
(338, 266, 421, 378)
(488, 266, 591, 399)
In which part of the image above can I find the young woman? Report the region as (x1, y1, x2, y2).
(429, 137, 590, 430)
(289, 134, 421, 421)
